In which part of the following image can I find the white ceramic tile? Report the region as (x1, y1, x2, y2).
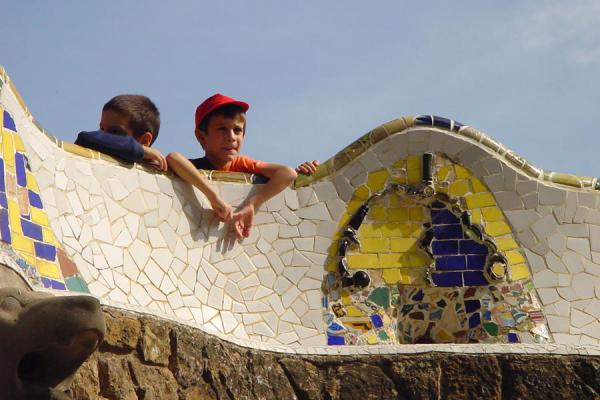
(284, 189, 299, 210)
(293, 237, 314, 252)
(278, 207, 301, 225)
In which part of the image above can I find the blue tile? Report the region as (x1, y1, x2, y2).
(433, 224, 464, 240)
(370, 314, 383, 328)
(411, 289, 424, 301)
(431, 209, 459, 224)
(435, 255, 466, 270)
(463, 271, 487, 286)
(49, 280, 66, 290)
(0, 159, 4, 192)
(431, 201, 446, 209)
(327, 335, 345, 345)
(34, 242, 56, 261)
(28, 190, 43, 209)
(431, 240, 458, 255)
(466, 255, 486, 270)
(464, 299, 481, 313)
(14, 153, 26, 187)
(415, 115, 433, 126)
(41, 277, 52, 288)
(21, 219, 43, 240)
(432, 116, 452, 129)
(3, 110, 16, 131)
(431, 272, 462, 287)
(459, 240, 488, 255)
(0, 192, 7, 209)
(0, 208, 10, 244)
(468, 312, 481, 328)
(453, 120, 464, 131)
(507, 333, 519, 343)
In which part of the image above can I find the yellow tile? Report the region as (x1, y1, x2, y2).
(380, 253, 418, 268)
(437, 165, 452, 181)
(361, 238, 389, 253)
(406, 155, 421, 184)
(366, 169, 389, 192)
(30, 207, 49, 226)
(481, 207, 503, 222)
(470, 177, 486, 193)
(448, 180, 470, 196)
(471, 209, 482, 225)
(21, 253, 36, 266)
(486, 221, 512, 236)
(388, 208, 409, 222)
(510, 263, 531, 281)
(382, 269, 402, 284)
(341, 293, 352, 305)
(465, 193, 496, 209)
(346, 199, 364, 218)
(496, 237, 518, 251)
(506, 250, 525, 265)
(369, 206, 386, 221)
(8, 199, 21, 234)
(390, 174, 407, 184)
(26, 173, 40, 192)
(12, 234, 33, 254)
(381, 222, 418, 237)
(409, 207, 424, 221)
(354, 185, 370, 201)
(37, 260, 62, 280)
(400, 268, 427, 285)
(14, 135, 25, 152)
(346, 306, 365, 317)
(390, 237, 418, 252)
(438, 329, 453, 342)
(409, 253, 430, 266)
(358, 224, 382, 238)
(62, 142, 95, 159)
(347, 254, 379, 268)
(454, 165, 471, 178)
(43, 227, 59, 246)
(393, 159, 405, 169)
(3, 131, 15, 166)
(326, 259, 337, 273)
(366, 332, 379, 344)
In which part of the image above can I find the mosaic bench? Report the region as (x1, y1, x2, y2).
(1, 64, 600, 360)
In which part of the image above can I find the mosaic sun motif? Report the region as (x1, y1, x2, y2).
(0, 107, 88, 292)
(323, 154, 550, 345)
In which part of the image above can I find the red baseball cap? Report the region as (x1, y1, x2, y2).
(194, 93, 250, 129)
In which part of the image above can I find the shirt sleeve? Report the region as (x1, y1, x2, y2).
(230, 156, 266, 174)
(75, 130, 145, 163)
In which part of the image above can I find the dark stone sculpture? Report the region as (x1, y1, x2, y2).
(0, 266, 105, 400)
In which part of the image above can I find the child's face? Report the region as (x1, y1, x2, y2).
(198, 114, 245, 166)
(100, 110, 134, 138)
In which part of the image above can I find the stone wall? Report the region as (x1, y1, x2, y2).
(69, 307, 600, 399)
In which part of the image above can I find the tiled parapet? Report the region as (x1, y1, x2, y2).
(1, 65, 600, 349)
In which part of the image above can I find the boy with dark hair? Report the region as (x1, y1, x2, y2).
(167, 93, 319, 239)
(75, 94, 167, 170)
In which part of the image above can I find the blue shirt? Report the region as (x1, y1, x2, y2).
(75, 130, 144, 162)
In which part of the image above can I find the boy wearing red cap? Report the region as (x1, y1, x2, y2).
(167, 93, 319, 239)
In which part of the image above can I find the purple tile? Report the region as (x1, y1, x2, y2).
(435, 255, 466, 270)
(431, 240, 458, 255)
(34, 242, 56, 261)
(433, 224, 464, 239)
(0, 159, 5, 192)
(463, 271, 487, 286)
(21, 219, 43, 240)
(459, 240, 488, 255)
(0, 208, 10, 244)
(15, 153, 26, 187)
(466, 255, 486, 270)
(3, 110, 16, 131)
(327, 335, 345, 345)
(431, 272, 462, 287)
(431, 209, 459, 224)
(28, 190, 43, 209)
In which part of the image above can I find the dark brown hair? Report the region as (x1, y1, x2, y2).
(103, 95, 160, 144)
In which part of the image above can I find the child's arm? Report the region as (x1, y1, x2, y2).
(233, 163, 297, 239)
(166, 152, 233, 221)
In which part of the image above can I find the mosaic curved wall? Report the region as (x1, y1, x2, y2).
(1, 65, 600, 350)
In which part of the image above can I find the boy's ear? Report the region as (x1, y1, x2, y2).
(195, 128, 207, 148)
(137, 132, 153, 146)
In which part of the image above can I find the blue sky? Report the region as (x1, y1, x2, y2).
(2, 1, 600, 176)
